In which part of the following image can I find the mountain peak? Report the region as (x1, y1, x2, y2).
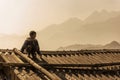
(84, 10, 120, 24)
(60, 17, 83, 27)
(104, 41, 120, 49)
(92, 10, 99, 14)
(91, 10, 108, 16)
(109, 41, 120, 46)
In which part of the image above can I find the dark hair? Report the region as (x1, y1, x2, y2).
(29, 31, 36, 36)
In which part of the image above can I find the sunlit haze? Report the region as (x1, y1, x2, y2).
(0, 0, 120, 35)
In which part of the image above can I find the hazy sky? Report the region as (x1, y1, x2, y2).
(0, 0, 120, 35)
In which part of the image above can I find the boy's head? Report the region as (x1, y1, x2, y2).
(29, 31, 36, 39)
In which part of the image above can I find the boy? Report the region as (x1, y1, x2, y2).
(21, 31, 42, 59)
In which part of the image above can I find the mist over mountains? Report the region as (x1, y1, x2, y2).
(37, 10, 120, 50)
(0, 10, 120, 50)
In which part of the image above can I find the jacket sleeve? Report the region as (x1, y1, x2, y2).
(21, 40, 28, 53)
(36, 40, 41, 55)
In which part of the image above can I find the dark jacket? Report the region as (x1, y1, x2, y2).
(21, 38, 41, 54)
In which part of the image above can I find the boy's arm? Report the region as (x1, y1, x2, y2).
(21, 40, 28, 53)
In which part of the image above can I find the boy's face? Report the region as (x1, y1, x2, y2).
(31, 34, 36, 39)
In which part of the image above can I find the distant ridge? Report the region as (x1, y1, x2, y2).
(58, 41, 120, 50)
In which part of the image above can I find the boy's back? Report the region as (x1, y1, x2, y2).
(21, 31, 41, 58)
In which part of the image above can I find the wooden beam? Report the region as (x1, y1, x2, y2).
(13, 48, 60, 80)
(0, 61, 120, 68)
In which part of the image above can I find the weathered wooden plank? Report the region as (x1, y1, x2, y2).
(13, 48, 61, 80)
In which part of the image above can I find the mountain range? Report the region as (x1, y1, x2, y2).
(37, 10, 120, 50)
(0, 10, 120, 50)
